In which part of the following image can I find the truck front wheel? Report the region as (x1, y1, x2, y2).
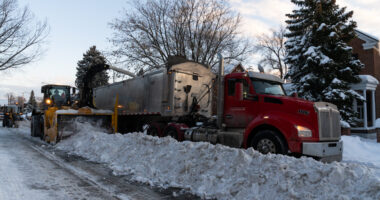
(251, 130, 288, 155)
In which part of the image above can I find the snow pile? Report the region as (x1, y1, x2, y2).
(56, 109, 78, 114)
(358, 75, 379, 85)
(56, 108, 113, 114)
(342, 136, 380, 168)
(57, 123, 380, 200)
(375, 118, 380, 128)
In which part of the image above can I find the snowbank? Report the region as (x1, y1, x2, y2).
(342, 136, 380, 168)
(56, 123, 380, 200)
(376, 118, 380, 128)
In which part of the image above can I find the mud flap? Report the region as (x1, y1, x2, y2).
(56, 114, 113, 142)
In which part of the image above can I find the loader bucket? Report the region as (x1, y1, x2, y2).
(56, 113, 113, 141)
(44, 107, 114, 144)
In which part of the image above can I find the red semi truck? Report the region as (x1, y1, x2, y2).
(93, 56, 342, 162)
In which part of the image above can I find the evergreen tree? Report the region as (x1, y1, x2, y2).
(26, 90, 37, 112)
(76, 46, 109, 106)
(285, 0, 363, 125)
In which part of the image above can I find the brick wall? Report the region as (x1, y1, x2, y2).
(349, 37, 380, 118)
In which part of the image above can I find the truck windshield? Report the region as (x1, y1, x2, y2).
(251, 79, 285, 96)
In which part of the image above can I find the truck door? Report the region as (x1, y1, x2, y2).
(224, 77, 258, 128)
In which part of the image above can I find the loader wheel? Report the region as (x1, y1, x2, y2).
(31, 120, 34, 136)
(31, 116, 39, 137)
(251, 130, 288, 155)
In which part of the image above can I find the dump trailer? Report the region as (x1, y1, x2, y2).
(31, 84, 115, 143)
(94, 62, 215, 133)
(93, 58, 343, 162)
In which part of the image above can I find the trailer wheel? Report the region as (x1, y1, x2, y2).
(251, 130, 288, 155)
(147, 123, 160, 137)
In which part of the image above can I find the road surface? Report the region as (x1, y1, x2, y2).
(0, 126, 197, 200)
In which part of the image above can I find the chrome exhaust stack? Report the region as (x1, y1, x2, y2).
(217, 53, 224, 129)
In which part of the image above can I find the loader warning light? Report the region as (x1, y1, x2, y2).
(117, 105, 123, 108)
(45, 98, 52, 105)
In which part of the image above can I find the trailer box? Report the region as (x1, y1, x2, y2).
(93, 62, 215, 117)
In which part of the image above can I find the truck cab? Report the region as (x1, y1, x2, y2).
(223, 71, 342, 162)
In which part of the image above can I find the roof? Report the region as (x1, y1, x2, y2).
(359, 75, 379, 85)
(355, 30, 379, 50)
(248, 71, 283, 83)
(224, 63, 245, 74)
(350, 75, 379, 90)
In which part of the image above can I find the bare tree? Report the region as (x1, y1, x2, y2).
(16, 95, 25, 105)
(5, 92, 15, 104)
(0, 0, 48, 71)
(255, 26, 287, 79)
(109, 0, 252, 73)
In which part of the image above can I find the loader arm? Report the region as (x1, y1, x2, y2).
(79, 64, 136, 108)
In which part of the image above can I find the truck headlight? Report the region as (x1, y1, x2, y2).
(295, 125, 312, 137)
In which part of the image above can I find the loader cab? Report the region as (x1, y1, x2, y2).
(41, 85, 75, 108)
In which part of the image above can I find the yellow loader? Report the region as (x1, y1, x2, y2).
(30, 84, 118, 143)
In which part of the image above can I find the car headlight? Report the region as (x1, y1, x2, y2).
(295, 125, 312, 137)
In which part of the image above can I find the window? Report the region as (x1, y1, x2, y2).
(227, 79, 250, 98)
(251, 79, 285, 96)
(48, 87, 69, 104)
(227, 79, 236, 96)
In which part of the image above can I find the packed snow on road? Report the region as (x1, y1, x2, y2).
(2, 121, 380, 200)
(54, 122, 380, 200)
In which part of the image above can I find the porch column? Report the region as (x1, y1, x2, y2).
(372, 90, 376, 127)
(363, 90, 368, 128)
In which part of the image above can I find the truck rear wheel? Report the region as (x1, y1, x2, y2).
(251, 130, 288, 155)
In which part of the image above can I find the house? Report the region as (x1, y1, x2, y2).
(348, 30, 380, 139)
(224, 63, 246, 74)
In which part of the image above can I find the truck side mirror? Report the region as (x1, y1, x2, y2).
(72, 87, 76, 94)
(291, 92, 298, 98)
(235, 82, 243, 100)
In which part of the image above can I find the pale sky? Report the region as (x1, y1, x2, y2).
(0, 0, 379, 105)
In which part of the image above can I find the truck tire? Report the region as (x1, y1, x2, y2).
(163, 126, 179, 140)
(251, 130, 288, 155)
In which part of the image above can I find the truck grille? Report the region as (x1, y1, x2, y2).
(315, 102, 341, 141)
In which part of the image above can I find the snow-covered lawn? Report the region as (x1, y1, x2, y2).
(342, 135, 380, 169)
(52, 122, 380, 200)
